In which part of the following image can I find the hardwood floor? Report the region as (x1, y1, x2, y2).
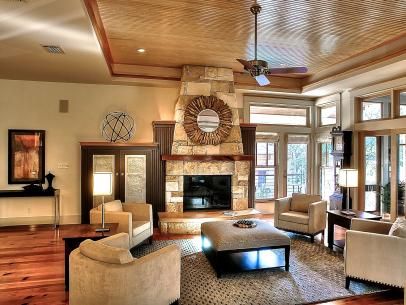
(0, 220, 403, 305)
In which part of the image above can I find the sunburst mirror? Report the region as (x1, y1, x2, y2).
(184, 95, 233, 145)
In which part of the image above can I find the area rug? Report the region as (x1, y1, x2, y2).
(131, 234, 385, 305)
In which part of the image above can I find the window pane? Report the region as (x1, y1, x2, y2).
(287, 143, 307, 197)
(255, 168, 275, 199)
(256, 142, 267, 166)
(250, 105, 307, 126)
(400, 92, 406, 116)
(361, 95, 391, 121)
(267, 143, 275, 166)
(365, 137, 377, 185)
(320, 105, 336, 125)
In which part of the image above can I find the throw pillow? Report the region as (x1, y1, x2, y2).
(79, 239, 134, 264)
(389, 217, 406, 238)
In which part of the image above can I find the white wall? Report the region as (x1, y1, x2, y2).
(0, 79, 178, 225)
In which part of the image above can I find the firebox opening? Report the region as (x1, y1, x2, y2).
(183, 175, 231, 211)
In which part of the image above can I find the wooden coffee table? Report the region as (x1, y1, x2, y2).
(327, 210, 381, 249)
(62, 223, 118, 290)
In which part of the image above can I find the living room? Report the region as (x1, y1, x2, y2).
(0, 1, 405, 305)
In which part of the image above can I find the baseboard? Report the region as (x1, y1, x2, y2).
(0, 215, 81, 226)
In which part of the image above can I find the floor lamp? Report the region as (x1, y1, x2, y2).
(93, 172, 112, 232)
(339, 169, 358, 216)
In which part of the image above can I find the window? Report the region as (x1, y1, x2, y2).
(319, 142, 334, 201)
(320, 105, 336, 126)
(250, 105, 308, 126)
(361, 95, 391, 121)
(255, 142, 277, 200)
(400, 92, 406, 116)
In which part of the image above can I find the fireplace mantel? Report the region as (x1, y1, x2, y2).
(162, 154, 254, 161)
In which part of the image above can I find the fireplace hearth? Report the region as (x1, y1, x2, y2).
(183, 175, 231, 211)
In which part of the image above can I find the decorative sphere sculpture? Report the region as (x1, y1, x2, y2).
(101, 111, 135, 142)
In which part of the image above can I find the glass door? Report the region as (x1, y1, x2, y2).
(255, 141, 277, 200)
(92, 152, 120, 207)
(319, 142, 334, 201)
(286, 135, 309, 197)
(363, 135, 391, 219)
(120, 152, 148, 203)
(397, 134, 406, 217)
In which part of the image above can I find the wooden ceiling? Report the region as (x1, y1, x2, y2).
(85, 0, 406, 88)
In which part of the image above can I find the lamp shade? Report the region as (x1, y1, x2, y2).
(93, 172, 113, 196)
(339, 169, 358, 187)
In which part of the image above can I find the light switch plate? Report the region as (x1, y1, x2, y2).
(57, 163, 69, 169)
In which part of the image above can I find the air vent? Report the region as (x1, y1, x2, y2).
(42, 45, 65, 54)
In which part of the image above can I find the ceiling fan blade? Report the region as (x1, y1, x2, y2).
(254, 74, 270, 86)
(237, 58, 254, 70)
(266, 67, 308, 74)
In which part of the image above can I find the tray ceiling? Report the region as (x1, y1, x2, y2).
(89, 0, 406, 79)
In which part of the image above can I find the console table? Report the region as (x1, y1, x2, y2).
(0, 189, 61, 228)
(327, 209, 381, 249)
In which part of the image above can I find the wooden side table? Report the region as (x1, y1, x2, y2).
(62, 223, 118, 290)
(327, 210, 381, 249)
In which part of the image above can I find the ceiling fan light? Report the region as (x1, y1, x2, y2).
(255, 74, 270, 86)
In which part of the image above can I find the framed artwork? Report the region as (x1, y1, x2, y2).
(8, 129, 45, 184)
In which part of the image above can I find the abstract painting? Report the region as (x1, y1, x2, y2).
(8, 130, 45, 184)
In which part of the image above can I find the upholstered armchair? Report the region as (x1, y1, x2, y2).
(69, 233, 181, 305)
(90, 201, 153, 248)
(345, 218, 406, 289)
(274, 193, 327, 242)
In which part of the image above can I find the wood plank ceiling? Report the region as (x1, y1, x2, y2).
(85, 0, 406, 86)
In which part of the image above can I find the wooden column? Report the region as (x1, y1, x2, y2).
(152, 121, 175, 220)
(241, 123, 257, 209)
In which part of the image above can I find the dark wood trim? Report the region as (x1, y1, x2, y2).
(161, 154, 254, 161)
(152, 120, 176, 126)
(80, 142, 158, 147)
(241, 124, 257, 208)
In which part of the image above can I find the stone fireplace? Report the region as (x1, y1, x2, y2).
(164, 65, 251, 213)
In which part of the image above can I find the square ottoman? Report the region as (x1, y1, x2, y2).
(201, 219, 291, 277)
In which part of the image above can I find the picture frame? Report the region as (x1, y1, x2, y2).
(8, 129, 46, 184)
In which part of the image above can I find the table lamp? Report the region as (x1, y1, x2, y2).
(339, 169, 358, 216)
(93, 172, 112, 232)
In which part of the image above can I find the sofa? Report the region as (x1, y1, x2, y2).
(90, 200, 153, 248)
(274, 193, 327, 242)
(345, 218, 406, 289)
(69, 233, 181, 305)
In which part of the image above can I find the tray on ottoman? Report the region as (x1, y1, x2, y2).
(201, 219, 291, 278)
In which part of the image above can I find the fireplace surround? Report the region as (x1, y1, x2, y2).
(164, 65, 252, 214)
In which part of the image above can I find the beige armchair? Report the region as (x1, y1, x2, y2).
(345, 218, 406, 289)
(70, 233, 181, 305)
(90, 202, 153, 248)
(274, 193, 327, 242)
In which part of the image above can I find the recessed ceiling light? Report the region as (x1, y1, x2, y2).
(137, 48, 146, 53)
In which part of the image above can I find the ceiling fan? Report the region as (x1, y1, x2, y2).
(237, 2, 308, 86)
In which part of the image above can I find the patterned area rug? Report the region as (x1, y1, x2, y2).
(131, 234, 385, 305)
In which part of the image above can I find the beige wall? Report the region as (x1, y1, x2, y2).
(0, 79, 178, 225)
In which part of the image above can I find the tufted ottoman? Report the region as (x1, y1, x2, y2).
(201, 219, 291, 277)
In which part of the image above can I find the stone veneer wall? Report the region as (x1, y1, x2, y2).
(165, 66, 250, 213)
